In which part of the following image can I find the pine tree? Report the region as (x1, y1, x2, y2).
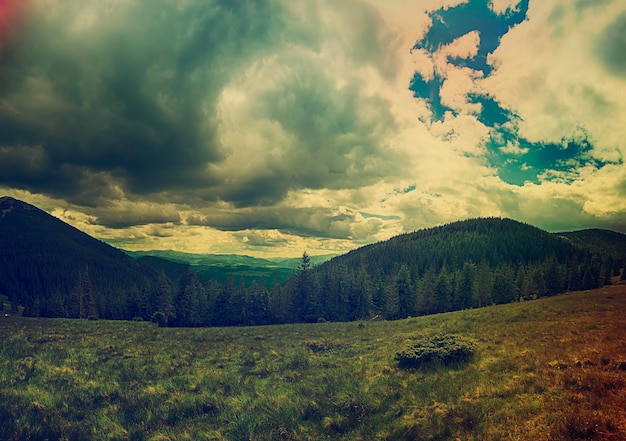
(416, 267, 437, 315)
(544, 257, 563, 295)
(246, 278, 269, 326)
(434, 267, 452, 313)
(384, 282, 400, 320)
(473, 262, 493, 307)
(349, 265, 372, 320)
(567, 257, 582, 291)
(214, 275, 235, 326)
(296, 252, 320, 322)
(174, 271, 203, 326)
(73, 266, 98, 320)
(396, 264, 415, 318)
(157, 272, 175, 325)
(454, 262, 475, 309)
(492, 265, 517, 304)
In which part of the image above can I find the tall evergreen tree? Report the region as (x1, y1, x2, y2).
(296, 252, 320, 322)
(567, 257, 583, 291)
(473, 262, 493, 307)
(492, 265, 517, 304)
(434, 267, 452, 313)
(416, 267, 438, 315)
(246, 278, 269, 326)
(349, 265, 372, 320)
(214, 275, 235, 326)
(174, 271, 203, 327)
(71, 266, 98, 320)
(396, 264, 415, 318)
(157, 272, 175, 325)
(544, 257, 563, 295)
(455, 262, 475, 309)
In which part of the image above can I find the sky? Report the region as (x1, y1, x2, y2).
(1, 0, 625, 257)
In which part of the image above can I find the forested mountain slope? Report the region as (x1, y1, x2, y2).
(0, 197, 170, 319)
(557, 228, 626, 258)
(272, 218, 624, 324)
(2, 196, 624, 327)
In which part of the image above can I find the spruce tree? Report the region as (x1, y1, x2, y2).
(455, 262, 475, 309)
(156, 272, 175, 325)
(396, 264, 415, 318)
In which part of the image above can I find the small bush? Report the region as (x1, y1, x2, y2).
(395, 333, 476, 369)
(151, 311, 167, 327)
(304, 338, 345, 353)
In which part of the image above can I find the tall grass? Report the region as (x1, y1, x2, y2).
(1, 285, 626, 440)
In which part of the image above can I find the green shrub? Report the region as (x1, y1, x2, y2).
(304, 338, 345, 353)
(395, 333, 476, 369)
(151, 311, 167, 327)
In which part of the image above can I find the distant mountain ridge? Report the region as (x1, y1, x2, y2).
(124, 249, 336, 268)
(124, 250, 336, 287)
(556, 229, 626, 258)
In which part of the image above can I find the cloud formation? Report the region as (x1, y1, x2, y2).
(1, 0, 625, 256)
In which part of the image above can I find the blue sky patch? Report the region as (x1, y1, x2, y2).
(409, 71, 455, 122)
(414, 0, 529, 76)
(484, 130, 621, 185)
(410, 0, 529, 122)
(468, 93, 516, 127)
(410, 0, 620, 187)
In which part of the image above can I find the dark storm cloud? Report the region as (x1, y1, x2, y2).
(0, 0, 402, 241)
(188, 205, 383, 240)
(254, 62, 398, 190)
(0, 0, 284, 204)
(595, 11, 626, 77)
(91, 206, 181, 229)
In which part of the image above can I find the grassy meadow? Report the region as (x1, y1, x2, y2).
(1, 284, 626, 440)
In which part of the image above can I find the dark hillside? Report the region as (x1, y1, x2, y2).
(335, 217, 584, 273)
(136, 256, 189, 283)
(557, 229, 626, 258)
(1, 197, 620, 328)
(0, 197, 163, 319)
(273, 218, 612, 324)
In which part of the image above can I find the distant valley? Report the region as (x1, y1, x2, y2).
(124, 250, 336, 287)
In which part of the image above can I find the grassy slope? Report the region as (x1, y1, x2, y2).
(1, 285, 626, 440)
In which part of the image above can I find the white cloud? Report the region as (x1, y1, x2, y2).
(499, 141, 529, 155)
(483, 0, 626, 154)
(489, 0, 524, 14)
(3, 0, 626, 257)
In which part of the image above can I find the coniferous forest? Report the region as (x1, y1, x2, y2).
(1, 197, 625, 327)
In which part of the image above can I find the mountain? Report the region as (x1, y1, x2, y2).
(124, 250, 336, 287)
(0, 196, 173, 319)
(556, 229, 626, 258)
(2, 196, 624, 327)
(272, 217, 624, 323)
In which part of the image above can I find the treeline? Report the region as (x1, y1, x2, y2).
(3, 217, 625, 326)
(155, 218, 623, 326)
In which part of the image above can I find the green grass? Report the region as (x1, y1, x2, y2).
(2, 285, 626, 440)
